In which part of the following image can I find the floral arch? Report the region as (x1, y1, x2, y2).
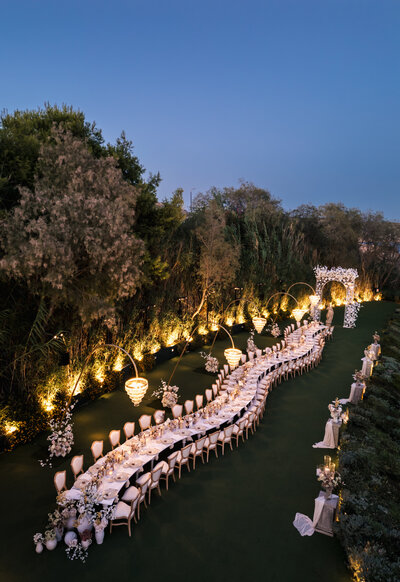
(314, 266, 360, 328)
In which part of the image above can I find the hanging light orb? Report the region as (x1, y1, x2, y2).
(309, 294, 320, 307)
(292, 308, 305, 323)
(224, 348, 242, 370)
(125, 377, 148, 406)
(252, 316, 267, 334)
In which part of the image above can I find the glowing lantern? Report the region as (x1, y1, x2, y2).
(309, 294, 320, 307)
(252, 316, 267, 334)
(292, 308, 305, 323)
(125, 377, 148, 406)
(224, 348, 242, 370)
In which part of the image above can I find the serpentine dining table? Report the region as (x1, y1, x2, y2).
(65, 321, 326, 508)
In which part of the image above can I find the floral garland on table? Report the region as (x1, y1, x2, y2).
(199, 352, 219, 373)
(246, 330, 257, 353)
(152, 379, 179, 408)
(39, 404, 75, 467)
(343, 301, 361, 329)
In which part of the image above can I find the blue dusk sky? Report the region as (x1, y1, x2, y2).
(1, 0, 399, 219)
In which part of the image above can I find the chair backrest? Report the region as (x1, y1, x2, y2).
(195, 435, 207, 451)
(248, 351, 254, 360)
(224, 364, 229, 375)
(281, 340, 286, 348)
(241, 354, 247, 364)
(238, 418, 247, 430)
(184, 400, 194, 415)
(91, 440, 103, 461)
(256, 349, 262, 358)
(167, 451, 179, 469)
(208, 431, 219, 445)
(205, 389, 212, 402)
(195, 395, 203, 410)
(172, 404, 183, 419)
(109, 429, 121, 449)
(212, 384, 218, 397)
(150, 465, 163, 484)
(123, 421, 135, 440)
(224, 425, 234, 438)
(70, 455, 84, 479)
(181, 443, 192, 459)
(138, 414, 152, 431)
(139, 473, 151, 495)
(54, 470, 66, 492)
(153, 410, 165, 425)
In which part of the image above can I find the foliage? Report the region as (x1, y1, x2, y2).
(336, 311, 400, 581)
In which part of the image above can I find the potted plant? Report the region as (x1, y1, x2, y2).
(94, 513, 108, 544)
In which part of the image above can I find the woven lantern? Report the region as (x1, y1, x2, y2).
(252, 316, 267, 334)
(309, 294, 320, 307)
(224, 348, 242, 369)
(292, 308, 305, 323)
(125, 377, 148, 406)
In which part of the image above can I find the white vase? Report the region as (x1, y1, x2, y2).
(77, 517, 91, 533)
(64, 531, 77, 546)
(35, 542, 43, 554)
(95, 529, 105, 544)
(65, 517, 75, 530)
(45, 539, 57, 551)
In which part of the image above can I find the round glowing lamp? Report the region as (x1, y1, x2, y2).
(252, 316, 267, 334)
(224, 348, 242, 370)
(125, 377, 148, 406)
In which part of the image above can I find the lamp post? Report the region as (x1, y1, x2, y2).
(287, 282, 321, 321)
(66, 344, 148, 409)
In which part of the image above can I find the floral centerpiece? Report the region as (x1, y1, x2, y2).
(246, 330, 257, 353)
(200, 352, 219, 373)
(353, 369, 366, 386)
(328, 398, 345, 423)
(269, 323, 281, 338)
(317, 457, 342, 498)
(39, 404, 75, 467)
(152, 379, 179, 409)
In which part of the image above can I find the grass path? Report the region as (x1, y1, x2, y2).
(0, 301, 396, 582)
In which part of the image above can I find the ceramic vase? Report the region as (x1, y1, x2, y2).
(35, 542, 43, 554)
(45, 539, 57, 551)
(95, 529, 105, 544)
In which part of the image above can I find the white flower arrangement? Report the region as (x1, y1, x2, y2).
(152, 379, 179, 409)
(353, 369, 366, 385)
(33, 533, 44, 545)
(39, 404, 75, 467)
(343, 301, 361, 329)
(269, 323, 281, 338)
(317, 466, 342, 490)
(65, 538, 89, 563)
(328, 397, 345, 422)
(200, 352, 219, 373)
(247, 330, 257, 353)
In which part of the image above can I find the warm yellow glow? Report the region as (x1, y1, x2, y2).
(198, 325, 208, 335)
(113, 352, 124, 372)
(280, 295, 289, 311)
(4, 421, 19, 435)
(166, 328, 180, 347)
(374, 293, 382, 301)
(236, 314, 246, 324)
(68, 372, 82, 395)
(150, 343, 160, 355)
(41, 397, 55, 413)
(348, 554, 365, 582)
(225, 316, 234, 327)
(125, 377, 148, 406)
(94, 367, 105, 384)
(210, 323, 219, 332)
(309, 294, 320, 307)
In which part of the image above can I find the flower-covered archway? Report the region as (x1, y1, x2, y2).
(314, 266, 359, 328)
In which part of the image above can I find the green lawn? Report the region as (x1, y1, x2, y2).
(0, 301, 396, 582)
